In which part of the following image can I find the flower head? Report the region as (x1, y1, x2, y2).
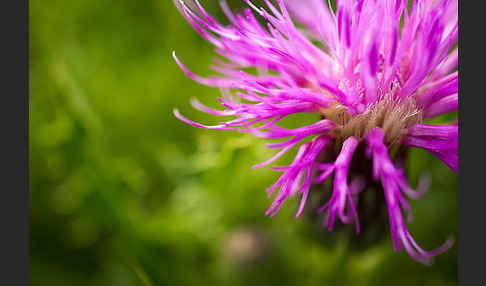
(172, 0, 457, 264)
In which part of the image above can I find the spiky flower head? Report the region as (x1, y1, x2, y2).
(172, 0, 458, 264)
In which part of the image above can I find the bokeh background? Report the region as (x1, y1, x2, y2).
(30, 1, 458, 285)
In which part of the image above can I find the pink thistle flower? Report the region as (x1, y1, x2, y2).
(172, 0, 457, 264)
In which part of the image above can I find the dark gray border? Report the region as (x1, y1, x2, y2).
(0, 0, 29, 284)
(458, 0, 485, 285)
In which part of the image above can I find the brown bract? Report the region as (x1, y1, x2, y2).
(319, 96, 423, 146)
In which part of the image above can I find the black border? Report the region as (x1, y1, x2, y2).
(0, 0, 29, 284)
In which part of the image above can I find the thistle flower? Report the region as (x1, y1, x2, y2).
(172, 0, 457, 264)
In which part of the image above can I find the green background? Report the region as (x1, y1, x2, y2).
(30, 1, 457, 285)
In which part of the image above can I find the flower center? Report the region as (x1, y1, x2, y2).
(319, 96, 423, 145)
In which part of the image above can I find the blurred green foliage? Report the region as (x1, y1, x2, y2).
(30, 1, 457, 285)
